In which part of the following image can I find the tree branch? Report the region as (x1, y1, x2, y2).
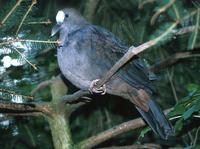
(4, 112, 41, 117)
(78, 109, 172, 149)
(95, 21, 176, 89)
(0, 100, 52, 116)
(0, 0, 23, 26)
(150, 0, 176, 25)
(98, 143, 161, 149)
(16, 0, 37, 35)
(78, 118, 145, 149)
(95, 40, 156, 89)
(173, 25, 200, 36)
(149, 51, 200, 72)
(0, 88, 33, 100)
(61, 90, 90, 104)
(138, 0, 156, 9)
(61, 22, 182, 102)
(93, 10, 199, 90)
(31, 79, 52, 95)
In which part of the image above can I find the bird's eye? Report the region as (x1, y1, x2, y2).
(65, 14, 69, 18)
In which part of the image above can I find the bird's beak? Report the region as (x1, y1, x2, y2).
(51, 24, 61, 37)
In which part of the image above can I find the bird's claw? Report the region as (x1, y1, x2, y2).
(89, 79, 106, 95)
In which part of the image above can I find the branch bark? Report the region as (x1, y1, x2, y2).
(0, 100, 52, 116)
(78, 109, 172, 149)
(98, 143, 161, 149)
(78, 118, 145, 149)
(61, 90, 90, 103)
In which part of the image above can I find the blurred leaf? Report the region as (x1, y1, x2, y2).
(174, 119, 183, 131)
(138, 127, 151, 138)
(187, 83, 199, 94)
(170, 84, 200, 124)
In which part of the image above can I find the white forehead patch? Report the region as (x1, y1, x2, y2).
(56, 10, 65, 24)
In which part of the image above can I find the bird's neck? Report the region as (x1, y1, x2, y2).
(63, 19, 89, 34)
(59, 22, 88, 46)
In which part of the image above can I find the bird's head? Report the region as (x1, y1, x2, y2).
(51, 8, 88, 37)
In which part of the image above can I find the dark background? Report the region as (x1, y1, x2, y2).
(0, 0, 200, 148)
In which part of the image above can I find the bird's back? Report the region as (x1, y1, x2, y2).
(58, 25, 156, 93)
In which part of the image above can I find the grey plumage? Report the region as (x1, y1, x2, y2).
(52, 8, 174, 139)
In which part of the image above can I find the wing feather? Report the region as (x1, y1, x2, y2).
(70, 25, 156, 93)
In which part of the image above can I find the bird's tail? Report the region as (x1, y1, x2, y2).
(136, 99, 174, 139)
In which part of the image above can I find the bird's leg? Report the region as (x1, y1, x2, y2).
(89, 79, 106, 95)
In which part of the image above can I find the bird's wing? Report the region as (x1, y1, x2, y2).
(72, 25, 156, 93)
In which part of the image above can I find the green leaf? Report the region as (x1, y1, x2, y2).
(192, 145, 200, 149)
(183, 105, 196, 120)
(187, 84, 199, 94)
(139, 127, 151, 138)
(174, 119, 183, 131)
(182, 97, 200, 120)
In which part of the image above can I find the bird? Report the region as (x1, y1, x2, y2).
(51, 8, 174, 139)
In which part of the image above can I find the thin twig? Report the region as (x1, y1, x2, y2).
(150, 0, 176, 25)
(192, 127, 200, 147)
(172, 3, 180, 19)
(149, 51, 200, 72)
(169, 115, 200, 121)
(167, 68, 178, 103)
(190, 9, 200, 49)
(26, 19, 52, 25)
(16, 0, 37, 35)
(173, 25, 200, 35)
(0, 0, 23, 26)
(4, 112, 41, 117)
(13, 48, 38, 70)
(138, 0, 156, 9)
(193, 115, 200, 118)
(31, 80, 52, 95)
(0, 38, 59, 70)
(0, 39, 59, 46)
(61, 90, 90, 104)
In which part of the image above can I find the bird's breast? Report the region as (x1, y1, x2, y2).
(57, 41, 102, 90)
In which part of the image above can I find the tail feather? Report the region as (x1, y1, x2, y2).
(136, 99, 174, 139)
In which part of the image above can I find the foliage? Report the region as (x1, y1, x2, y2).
(0, 0, 200, 148)
(169, 84, 200, 131)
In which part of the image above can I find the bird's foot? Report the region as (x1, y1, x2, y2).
(89, 79, 106, 95)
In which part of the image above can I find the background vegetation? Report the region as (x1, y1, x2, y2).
(0, 0, 200, 148)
